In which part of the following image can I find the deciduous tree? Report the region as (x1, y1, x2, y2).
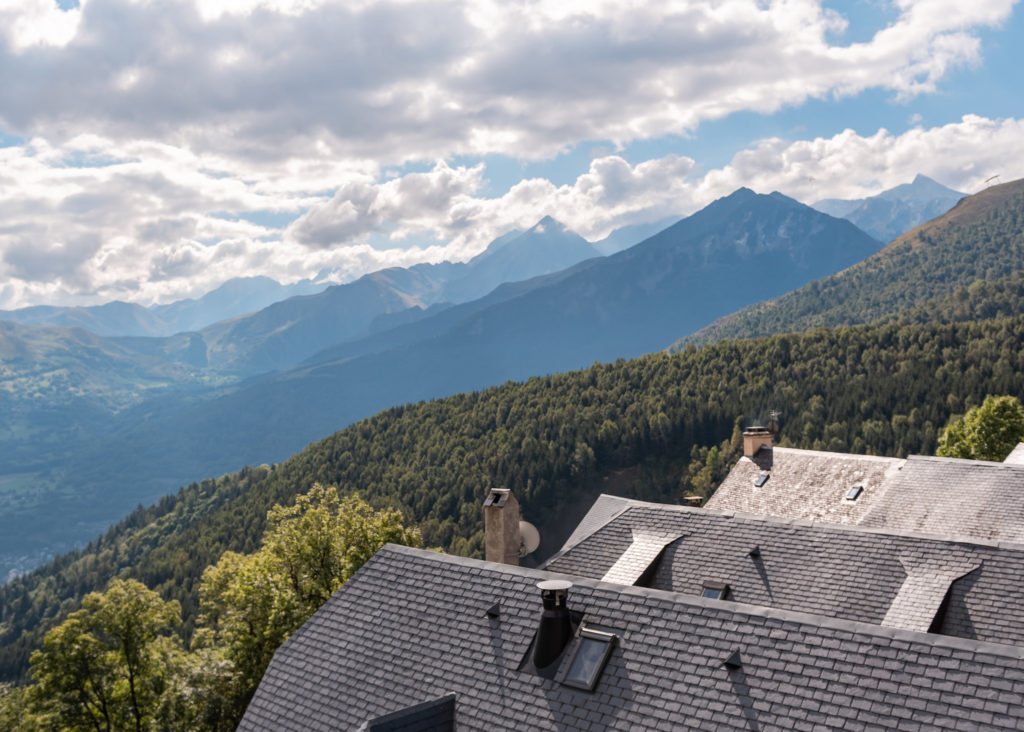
(937, 395, 1024, 461)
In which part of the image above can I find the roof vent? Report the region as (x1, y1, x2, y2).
(533, 580, 573, 669)
(721, 650, 742, 670)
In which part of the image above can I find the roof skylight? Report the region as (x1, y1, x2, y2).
(701, 582, 730, 601)
(754, 474, 769, 487)
(562, 628, 617, 691)
(845, 485, 864, 501)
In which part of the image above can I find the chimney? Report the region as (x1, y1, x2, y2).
(533, 580, 573, 669)
(483, 488, 521, 565)
(742, 426, 773, 458)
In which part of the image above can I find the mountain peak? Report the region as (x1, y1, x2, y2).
(531, 215, 564, 233)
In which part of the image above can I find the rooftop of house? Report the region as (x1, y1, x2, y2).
(706, 441, 1024, 542)
(242, 544, 1024, 732)
(859, 455, 1024, 542)
(705, 445, 904, 524)
(542, 496, 1024, 646)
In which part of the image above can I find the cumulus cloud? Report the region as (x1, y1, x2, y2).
(288, 161, 485, 248)
(0, 1, 1021, 308)
(0, 0, 1014, 164)
(7, 114, 1022, 310)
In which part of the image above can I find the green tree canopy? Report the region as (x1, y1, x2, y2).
(2, 484, 421, 731)
(936, 395, 1024, 462)
(196, 484, 422, 725)
(28, 579, 181, 732)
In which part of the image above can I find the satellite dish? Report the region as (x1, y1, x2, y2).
(519, 520, 541, 557)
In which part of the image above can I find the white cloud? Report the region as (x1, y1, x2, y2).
(0, 1, 1021, 309)
(0, 0, 85, 51)
(5, 114, 1022, 310)
(0, 0, 1014, 164)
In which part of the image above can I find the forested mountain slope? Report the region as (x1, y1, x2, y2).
(3, 314, 1024, 681)
(677, 178, 1024, 348)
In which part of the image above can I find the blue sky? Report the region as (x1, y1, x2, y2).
(0, 0, 1021, 308)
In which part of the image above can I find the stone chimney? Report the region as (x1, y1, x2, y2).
(483, 488, 521, 565)
(742, 426, 773, 458)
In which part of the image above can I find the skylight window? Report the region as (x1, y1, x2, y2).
(845, 485, 864, 501)
(562, 628, 616, 691)
(701, 581, 730, 601)
(754, 474, 769, 487)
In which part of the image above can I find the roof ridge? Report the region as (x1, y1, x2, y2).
(374, 544, 1024, 661)
(769, 446, 905, 463)
(600, 499, 1024, 553)
(905, 453, 1024, 469)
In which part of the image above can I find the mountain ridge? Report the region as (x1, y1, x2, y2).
(675, 177, 1024, 349)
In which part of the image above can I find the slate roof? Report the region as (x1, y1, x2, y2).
(542, 497, 1024, 647)
(242, 544, 1024, 731)
(860, 455, 1024, 541)
(706, 447, 1024, 543)
(706, 446, 904, 524)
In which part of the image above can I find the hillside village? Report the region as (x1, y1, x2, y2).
(4, 1, 1024, 728)
(1, 178, 1024, 730)
(242, 429, 1024, 729)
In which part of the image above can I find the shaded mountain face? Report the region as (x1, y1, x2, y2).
(813, 174, 965, 243)
(681, 177, 1024, 348)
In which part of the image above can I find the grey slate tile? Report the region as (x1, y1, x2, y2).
(242, 545, 1024, 732)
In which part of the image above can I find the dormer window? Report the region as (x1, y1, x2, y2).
(561, 628, 617, 691)
(701, 581, 730, 601)
(845, 485, 864, 501)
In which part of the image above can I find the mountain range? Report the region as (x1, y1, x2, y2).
(0, 277, 326, 338)
(0, 176, 981, 579)
(2, 174, 1024, 682)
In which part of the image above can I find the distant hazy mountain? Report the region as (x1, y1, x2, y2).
(0, 301, 170, 337)
(151, 276, 325, 333)
(813, 174, 965, 243)
(158, 217, 601, 374)
(440, 216, 601, 302)
(680, 177, 1024, 347)
(193, 270, 443, 373)
(591, 216, 679, 255)
(0, 277, 325, 338)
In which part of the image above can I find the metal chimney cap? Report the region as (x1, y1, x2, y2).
(537, 580, 573, 591)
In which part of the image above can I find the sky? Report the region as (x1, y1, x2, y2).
(0, 0, 1022, 309)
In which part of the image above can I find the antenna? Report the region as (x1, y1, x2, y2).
(519, 520, 541, 557)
